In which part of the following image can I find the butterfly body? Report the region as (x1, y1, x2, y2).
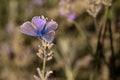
(20, 16, 58, 43)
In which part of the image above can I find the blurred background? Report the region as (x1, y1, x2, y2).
(0, 0, 120, 80)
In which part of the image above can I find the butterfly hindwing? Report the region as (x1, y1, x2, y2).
(20, 21, 38, 36)
(42, 30, 55, 43)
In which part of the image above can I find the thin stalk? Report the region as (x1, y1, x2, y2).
(65, 66, 74, 80)
(42, 54, 47, 78)
(93, 6, 109, 80)
(42, 43, 47, 80)
(101, 6, 109, 42)
(37, 68, 44, 80)
(73, 21, 82, 34)
(41, 41, 48, 80)
(93, 17, 99, 32)
(73, 21, 86, 36)
(99, 6, 109, 33)
(95, 6, 109, 55)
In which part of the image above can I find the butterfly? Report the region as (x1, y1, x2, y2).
(20, 16, 58, 43)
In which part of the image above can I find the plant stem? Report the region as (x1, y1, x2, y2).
(65, 66, 74, 80)
(73, 21, 87, 37)
(93, 17, 99, 32)
(43, 54, 46, 78)
(42, 42, 47, 80)
(102, 6, 109, 30)
(92, 6, 109, 80)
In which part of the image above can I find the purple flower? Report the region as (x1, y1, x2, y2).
(20, 16, 58, 43)
(59, 0, 70, 15)
(32, 0, 45, 6)
(6, 22, 14, 34)
(67, 12, 76, 21)
(59, 0, 76, 21)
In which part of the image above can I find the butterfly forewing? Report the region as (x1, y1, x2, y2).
(44, 20, 58, 33)
(32, 16, 46, 32)
(20, 22, 38, 36)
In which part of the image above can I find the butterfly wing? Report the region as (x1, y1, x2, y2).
(41, 30, 55, 43)
(20, 21, 38, 36)
(32, 16, 46, 32)
(44, 20, 58, 33)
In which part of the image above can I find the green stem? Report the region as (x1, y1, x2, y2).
(103, 7, 109, 26)
(42, 55, 46, 78)
(92, 6, 109, 80)
(101, 6, 109, 43)
(42, 42, 47, 80)
(65, 66, 74, 80)
(73, 21, 85, 35)
(93, 17, 99, 32)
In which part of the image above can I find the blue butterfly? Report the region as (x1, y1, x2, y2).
(20, 16, 58, 43)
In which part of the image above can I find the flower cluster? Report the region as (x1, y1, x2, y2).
(36, 40, 54, 61)
(34, 68, 53, 80)
(87, 2, 102, 18)
(59, 0, 76, 21)
(34, 40, 54, 80)
(32, 0, 45, 6)
(87, 0, 112, 17)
